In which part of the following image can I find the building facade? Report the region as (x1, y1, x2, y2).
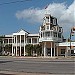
(1, 14, 75, 57)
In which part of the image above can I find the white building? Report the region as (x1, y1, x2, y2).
(2, 14, 75, 57)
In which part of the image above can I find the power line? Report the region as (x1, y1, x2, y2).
(0, 0, 31, 5)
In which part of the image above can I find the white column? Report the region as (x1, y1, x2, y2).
(42, 43, 44, 56)
(14, 47, 15, 55)
(24, 35, 25, 56)
(37, 38, 38, 44)
(20, 35, 21, 56)
(26, 37, 27, 44)
(31, 38, 32, 44)
(54, 43, 55, 57)
(44, 42, 46, 57)
(57, 33, 58, 41)
(51, 42, 52, 57)
(12, 36, 14, 56)
(57, 46, 58, 56)
(13, 36, 15, 56)
(8, 39, 9, 44)
(14, 36, 15, 43)
(16, 35, 17, 56)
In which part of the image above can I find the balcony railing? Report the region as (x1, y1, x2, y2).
(12, 42, 39, 46)
(39, 37, 58, 42)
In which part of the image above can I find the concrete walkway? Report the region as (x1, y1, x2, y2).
(0, 71, 74, 75)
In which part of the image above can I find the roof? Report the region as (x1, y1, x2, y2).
(13, 29, 29, 35)
(28, 34, 39, 36)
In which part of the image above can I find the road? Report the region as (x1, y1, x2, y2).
(0, 57, 75, 75)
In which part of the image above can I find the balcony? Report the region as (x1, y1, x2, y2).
(39, 37, 58, 42)
(12, 42, 39, 46)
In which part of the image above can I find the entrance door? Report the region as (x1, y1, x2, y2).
(47, 48, 54, 56)
(47, 48, 51, 56)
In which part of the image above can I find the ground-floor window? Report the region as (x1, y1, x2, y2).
(61, 49, 65, 56)
(71, 50, 75, 56)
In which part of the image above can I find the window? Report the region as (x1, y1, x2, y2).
(27, 39, 31, 43)
(41, 33, 42, 37)
(45, 32, 50, 37)
(46, 25, 49, 30)
(59, 27, 61, 32)
(4, 39, 8, 43)
(58, 33, 61, 38)
(32, 38, 37, 43)
(61, 49, 65, 54)
(9, 39, 12, 43)
(46, 17, 49, 22)
(53, 32, 57, 37)
(53, 19, 56, 25)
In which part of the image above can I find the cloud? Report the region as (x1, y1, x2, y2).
(16, 1, 75, 38)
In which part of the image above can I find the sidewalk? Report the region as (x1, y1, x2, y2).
(0, 71, 74, 75)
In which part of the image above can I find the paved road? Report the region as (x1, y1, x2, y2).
(0, 57, 75, 75)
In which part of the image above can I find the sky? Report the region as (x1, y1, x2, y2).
(0, 0, 75, 39)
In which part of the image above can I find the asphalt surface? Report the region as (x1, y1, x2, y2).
(0, 57, 75, 75)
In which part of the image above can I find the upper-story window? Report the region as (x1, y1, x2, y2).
(27, 38, 31, 43)
(45, 32, 50, 37)
(9, 39, 12, 43)
(53, 32, 57, 37)
(4, 39, 8, 43)
(58, 33, 61, 38)
(46, 25, 49, 30)
(32, 38, 37, 43)
(46, 17, 49, 22)
(53, 18, 56, 25)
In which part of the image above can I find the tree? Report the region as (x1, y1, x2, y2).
(33, 44, 42, 56)
(0, 35, 5, 55)
(5, 44, 12, 53)
(25, 44, 42, 56)
(25, 44, 33, 56)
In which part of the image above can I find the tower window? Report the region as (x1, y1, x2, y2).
(53, 19, 56, 25)
(46, 26, 49, 30)
(46, 17, 49, 22)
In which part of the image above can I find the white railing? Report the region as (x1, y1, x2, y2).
(12, 42, 39, 46)
(39, 37, 58, 42)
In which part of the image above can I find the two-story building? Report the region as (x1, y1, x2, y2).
(1, 14, 75, 57)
